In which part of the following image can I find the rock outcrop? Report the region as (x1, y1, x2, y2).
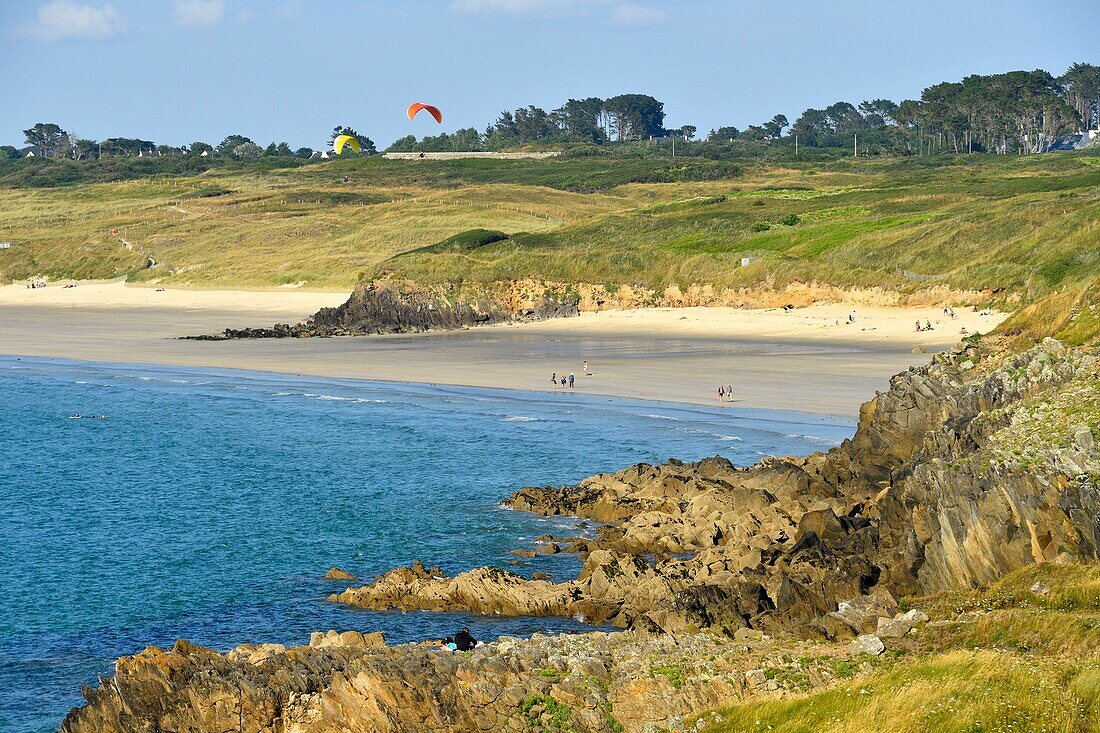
(333, 338, 1099, 637)
(187, 279, 579, 339)
(63, 629, 883, 733)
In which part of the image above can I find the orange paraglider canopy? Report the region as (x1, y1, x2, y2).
(407, 102, 443, 124)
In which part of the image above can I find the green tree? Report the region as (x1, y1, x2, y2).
(858, 100, 898, 127)
(217, 135, 253, 156)
(763, 114, 788, 138)
(188, 141, 213, 156)
(275, 142, 293, 156)
(707, 126, 740, 142)
(679, 124, 697, 140)
(23, 122, 66, 157)
(0, 145, 19, 159)
(449, 127, 483, 151)
(1060, 62, 1100, 130)
(73, 139, 99, 160)
(234, 142, 264, 160)
(603, 94, 665, 140)
(553, 97, 606, 143)
(100, 137, 156, 156)
(294, 146, 314, 158)
(385, 135, 419, 153)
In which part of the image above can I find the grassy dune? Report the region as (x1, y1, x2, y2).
(389, 153, 1100, 298)
(0, 151, 1096, 296)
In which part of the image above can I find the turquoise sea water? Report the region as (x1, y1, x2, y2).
(0, 357, 853, 732)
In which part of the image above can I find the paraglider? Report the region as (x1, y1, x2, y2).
(333, 134, 361, 155)
(407, 102, 443, 124)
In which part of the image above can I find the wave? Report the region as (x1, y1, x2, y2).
(291, 392, 390, 404)
(641, 414, 680, 421)
(502, 416, 542, 423)
(784, 432, 839, 445)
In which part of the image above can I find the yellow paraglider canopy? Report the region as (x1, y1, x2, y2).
(333, 134, 360, 155)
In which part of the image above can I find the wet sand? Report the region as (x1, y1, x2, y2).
(0, 283, 1006, 418)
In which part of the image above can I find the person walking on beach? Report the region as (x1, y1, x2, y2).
(718, 385, 725, 403)
(726, 384, 733, 402)
(583, 360, 590, 376)
(551, 373, 557, 390)
(568, 373, 575, 389)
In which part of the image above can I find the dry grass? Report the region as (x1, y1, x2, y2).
(701, 651, 1094, 733)
(697, 564, 1100, 733)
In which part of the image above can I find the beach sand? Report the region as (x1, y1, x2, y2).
(0, 282, 1006, 418)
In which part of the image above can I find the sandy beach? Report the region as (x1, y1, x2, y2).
(0, 282, 1006, 418)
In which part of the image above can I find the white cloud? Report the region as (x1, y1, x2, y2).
(15, 1, 127, 41)
(172, 0, 226, 28)
(609, 2, 665, 26)
(451, 0, 665, 24)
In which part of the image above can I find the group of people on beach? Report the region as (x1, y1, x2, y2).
(717, 383, 734, 403)
(551, 372, 575, 389)
(551, 360, 590, 391)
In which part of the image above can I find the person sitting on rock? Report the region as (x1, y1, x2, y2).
(454, 628, 477, 651)
(439, 636, 456, 651)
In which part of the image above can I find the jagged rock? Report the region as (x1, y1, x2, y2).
(308, 629, 387, 649)
(324, 566, 358, 581)
(64, 631, 851, 733)
(826, 590, 898, 636)
(875, 616, 915, 639)
(187, 279, 580, 339)
(848, 635, 885, 656)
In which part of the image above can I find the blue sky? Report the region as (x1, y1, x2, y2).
(2, 0, 1097, 150)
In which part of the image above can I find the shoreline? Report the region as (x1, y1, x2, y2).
(0, 281, 1007, 419)
(1, 353, 856, 432)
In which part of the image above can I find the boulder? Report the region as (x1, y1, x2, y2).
(848, 635, 885, 657)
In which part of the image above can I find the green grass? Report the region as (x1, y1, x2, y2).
(1, 150, 1097, 295)
(382, 151, 1100, 297)
(699, 651, 1096, 733)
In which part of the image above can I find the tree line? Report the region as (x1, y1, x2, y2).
(6, 62, 1097, 162)
(3, 124, 380, 162)
(389, 63, 1098, 156)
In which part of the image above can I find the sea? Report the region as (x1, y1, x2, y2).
(0, 356, 854, 732)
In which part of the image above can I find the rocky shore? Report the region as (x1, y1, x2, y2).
(185, 278, 580, 339)
(61, 335, 1100, 732)
(332, 337, 1099, 638)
